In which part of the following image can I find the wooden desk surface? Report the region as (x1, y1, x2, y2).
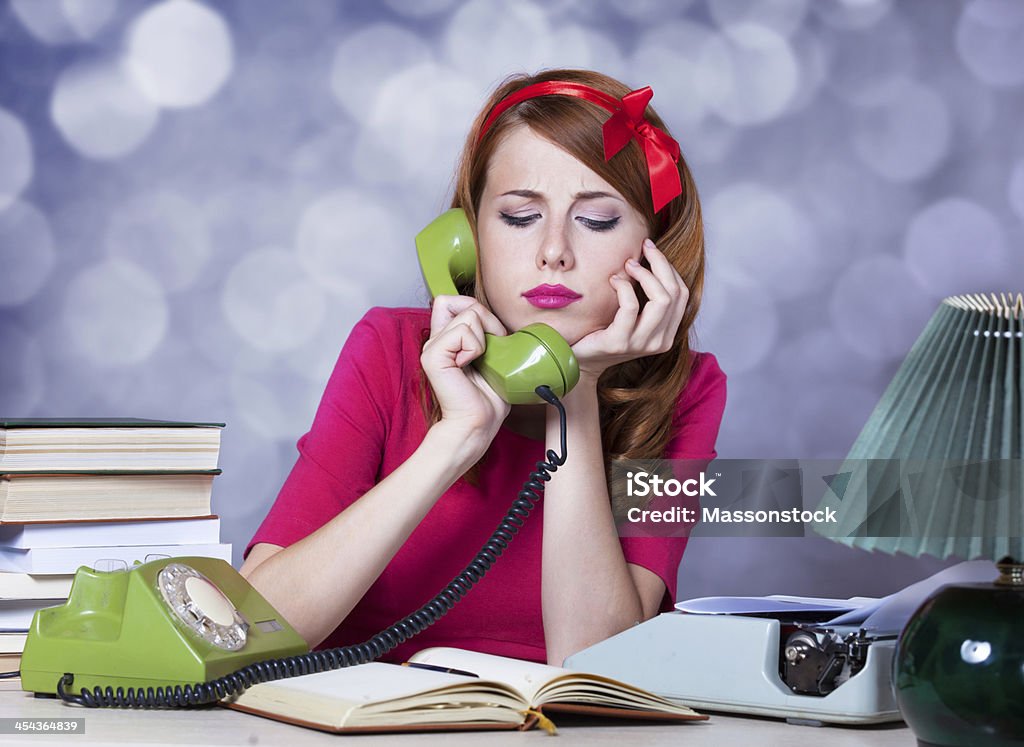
(0, 679, 915, 746)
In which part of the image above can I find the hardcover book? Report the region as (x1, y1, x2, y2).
(0, 419, 224, 472)
(0, 517, 220, 549)
(0, 472, 219, 523)
(0, 542, 232, 574)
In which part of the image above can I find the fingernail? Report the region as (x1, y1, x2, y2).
(627, 258, 640, 267)
(643, 238, 655, 250)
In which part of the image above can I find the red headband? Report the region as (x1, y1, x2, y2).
(478, 81, 683, 213)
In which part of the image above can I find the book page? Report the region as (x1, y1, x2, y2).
(408, 647, 571, 703)
(409, 647, 700, 716)
(227, 662, 528, 730)
(234, 662, 473, 704)
(538, 676, 698, 713)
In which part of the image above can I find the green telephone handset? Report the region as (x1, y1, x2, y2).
(415, 208, 580, 404)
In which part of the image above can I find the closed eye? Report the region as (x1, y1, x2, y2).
(499, 212, 540, 228)
(577, 216, 620, 232)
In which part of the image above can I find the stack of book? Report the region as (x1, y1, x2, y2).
(0, 418, 231, 672)
(0, 573, 72, 672)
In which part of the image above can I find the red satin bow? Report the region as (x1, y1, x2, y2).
(478, 81, 683, 213)
(601, 87, 682, 213)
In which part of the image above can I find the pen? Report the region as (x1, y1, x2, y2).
(402, 662, 479, 678)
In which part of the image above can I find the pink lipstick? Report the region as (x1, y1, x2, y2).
(522, 284, 582, 309)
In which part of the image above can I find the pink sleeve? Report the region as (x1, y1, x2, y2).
(621, 352, 727, 612)
(244, 307, 400, 558)
(664, 352, 727, 460)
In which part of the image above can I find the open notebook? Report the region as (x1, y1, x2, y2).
(223, 647, 706, 734)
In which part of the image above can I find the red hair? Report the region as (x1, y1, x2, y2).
(420, 68, 706, 517)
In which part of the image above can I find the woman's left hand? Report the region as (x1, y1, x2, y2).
(571, 238, 690, 384)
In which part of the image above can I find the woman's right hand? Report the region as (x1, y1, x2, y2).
(421, 295, 511, 458)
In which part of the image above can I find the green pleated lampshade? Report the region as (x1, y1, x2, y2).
(815, 292, 1023, 560)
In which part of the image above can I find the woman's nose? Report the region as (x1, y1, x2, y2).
(535, 218, 574, 271)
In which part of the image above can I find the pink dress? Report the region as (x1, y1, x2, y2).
(247, 307, 727, 663)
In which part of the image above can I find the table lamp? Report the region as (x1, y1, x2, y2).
(816, 292, 1022, 747)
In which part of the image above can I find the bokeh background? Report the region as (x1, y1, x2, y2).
(1, 0, 1021, 599)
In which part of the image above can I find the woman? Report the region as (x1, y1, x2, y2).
(240, 68, 727, 667)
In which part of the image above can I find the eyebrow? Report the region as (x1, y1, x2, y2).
(499, 189, 623, 202)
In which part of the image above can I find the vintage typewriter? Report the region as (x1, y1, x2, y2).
(564, 598, 898, 725)
(563, 561, 995, 726)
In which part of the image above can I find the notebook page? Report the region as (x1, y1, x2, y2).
(229, 662, 527, 729)
(408, 647, 570, 703)
(241, 662, 469, 701)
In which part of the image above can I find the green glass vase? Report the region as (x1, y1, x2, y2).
(893, 558, 1024, 746)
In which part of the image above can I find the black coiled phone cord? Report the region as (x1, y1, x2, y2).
(57, 385, 567, 708)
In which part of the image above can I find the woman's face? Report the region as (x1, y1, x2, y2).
(477, 125, 648, 345)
